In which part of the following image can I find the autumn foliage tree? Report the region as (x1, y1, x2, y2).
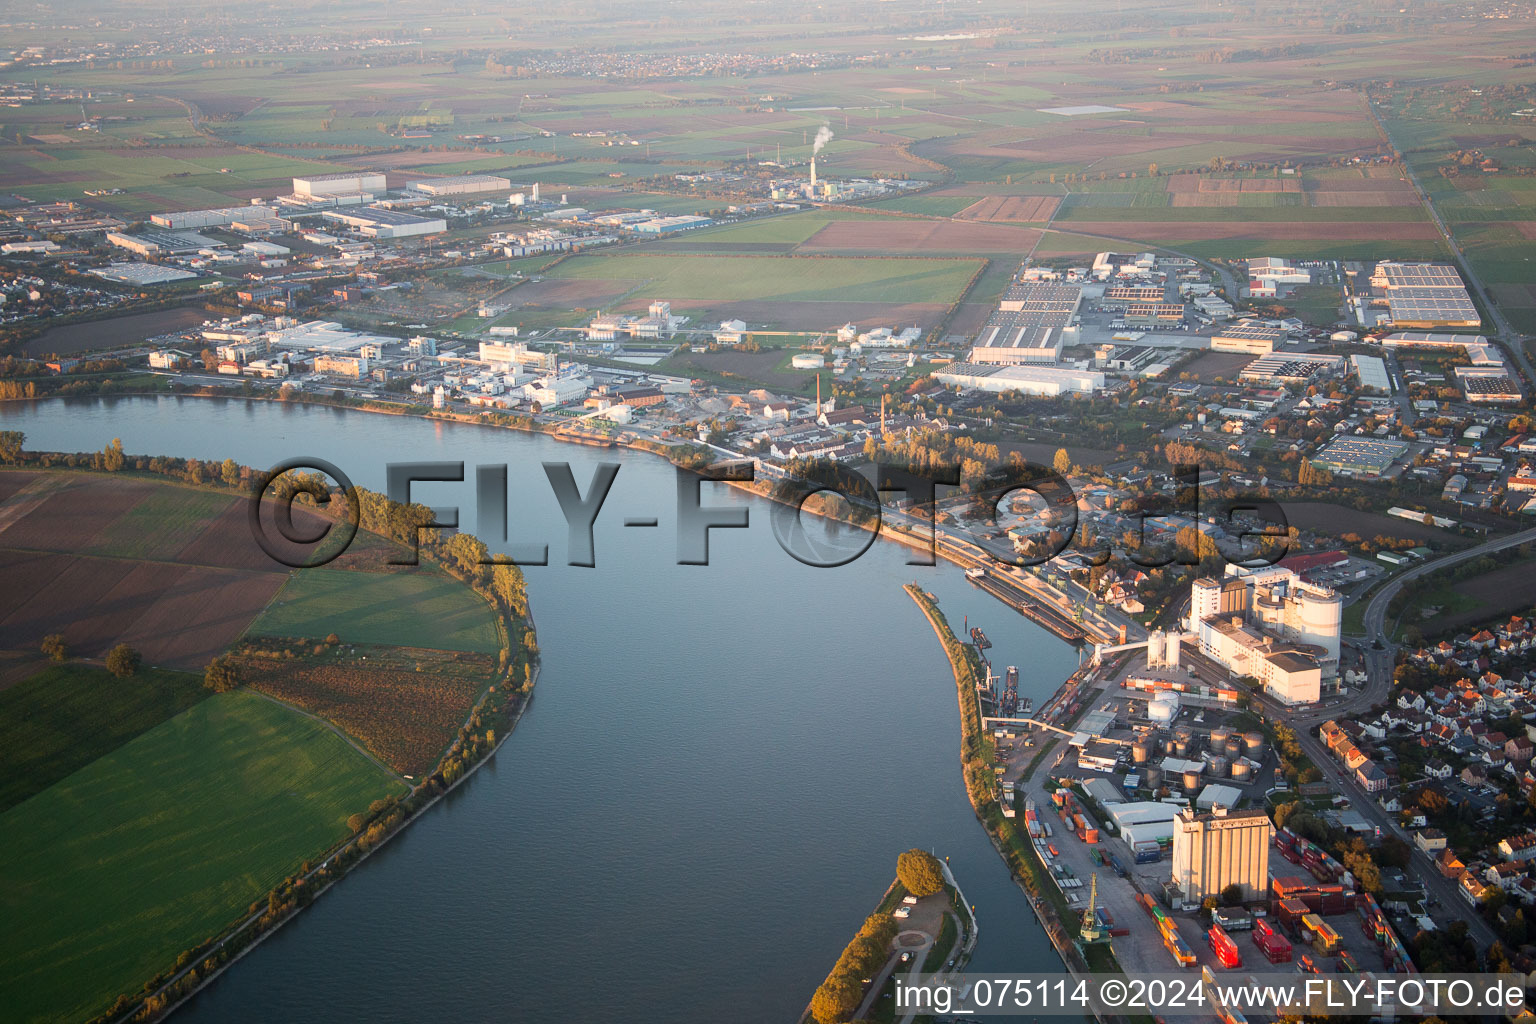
(896, 848, 945, 897)
(106, 643, 141, 678)
(204, 655, 241, 693)
(41, 634, 67, 662)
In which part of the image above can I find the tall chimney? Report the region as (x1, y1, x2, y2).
(810, 157, 817, 188)
(816, 373, 821, 412)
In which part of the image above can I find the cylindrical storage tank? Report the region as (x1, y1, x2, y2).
(1297, 588, 1343, 654)
(1149, 694, 1179, 726)
(1174, 725, 1193, 745)
(1231, 759, 1254, 781)
(1146, 631, 1165, 666)
(1165, 637, 1181, 669)
(1173, 737, 1188, 757)
(1225, 737, 1242, 759)
(1208, 756, 1228, 778)
(1132, 741, 1151, 765)
(1244, 732, 1266, 756)
(1209, 726, 1231, 749)
(1145, 767, 1163, 792)
(1182, 769, 1203, 791)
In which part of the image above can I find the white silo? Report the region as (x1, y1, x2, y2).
(1149, 692, 1179, 725)
(1146, 630, 1165, 667)
(1164, 633, 1181, 669)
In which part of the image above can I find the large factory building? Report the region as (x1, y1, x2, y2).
(293, 172, 388, 198)
(408, 174, 512, 196)
(1171, 806, 1272, 904)
(322, 207, 446, 239)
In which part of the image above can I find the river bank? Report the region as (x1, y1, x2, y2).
(903, 585, 1092, 976)
(4, 394, 1074, 1024)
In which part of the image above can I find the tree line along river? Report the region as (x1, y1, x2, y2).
(1, 395, 1073, 1023)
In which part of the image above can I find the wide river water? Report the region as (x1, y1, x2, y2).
(2, 396, 1075, 1023)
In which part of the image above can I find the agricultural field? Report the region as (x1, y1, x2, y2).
(0, 662, 207, 812)
(21, 306, 216, 358)
(248, 568, 501, 654)
(0, 689, 405, 1024)
(234, 640, 500, 775)
(542, 250, 983, 302)
(507, 249, 984, 331)
(1277, 502, 1470, 549)
(0, 473, 289, 669)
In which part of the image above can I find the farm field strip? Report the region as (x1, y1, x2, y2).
(248, 568, 502, 654)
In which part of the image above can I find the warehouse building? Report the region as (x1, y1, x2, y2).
(1310, 435, 1409, 478)
(1246, 257, 1311, 298)
(996, 282, 1082, 324)
(105, 229, 221, 256)
(1238, 354, 1343, 384)
(631, 214, 713, 234)
(968, 323, 1064, 365)
(407, 174, 512, 196)
(1371, 262, 1480, 328)
(1380, 331, 1503, 365)
(1123, 301, 1186, 325)
(92, 263, 199, 285)
(151, 204, 277, 230)
(1170, 806, 1272, 904)
(322, 207, 446, 239)
(934, 361, 1104, 397)
(1103, 285, 1165, 304)
(1210, 322, 1288, 355)
(1351, 354, 1391, 391)
(294, 172, 387, 198)
(1456, 366, 1524, 404)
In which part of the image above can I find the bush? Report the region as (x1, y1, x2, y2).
(896, 848, 945, 898)
(105, 643, 141, 678)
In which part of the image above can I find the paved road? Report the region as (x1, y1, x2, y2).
(1368, 102, 1534, 385)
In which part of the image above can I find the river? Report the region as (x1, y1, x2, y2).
(1, 396, 1076, 1023)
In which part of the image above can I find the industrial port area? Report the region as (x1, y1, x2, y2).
(962, 567, 1420, 1015)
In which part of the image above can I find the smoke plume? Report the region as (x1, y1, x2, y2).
(813, 124, 834, 155)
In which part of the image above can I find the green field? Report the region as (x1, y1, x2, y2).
(84, 488, 233, 561)
(541, 251, 981, 303)
(0, 690, 404, 1024)
(250, 568, 501, 652)
(0, 663, 208, 813)
(656, 210, 878, 247)
(867, 195, 974, 216)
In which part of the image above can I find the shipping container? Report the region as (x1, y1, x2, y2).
(1164, 931, 1197, 968)
(1208, 923, 1242, 969)
(1135, 849, 1162, 864)
(1252, 918, 1293, 963)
